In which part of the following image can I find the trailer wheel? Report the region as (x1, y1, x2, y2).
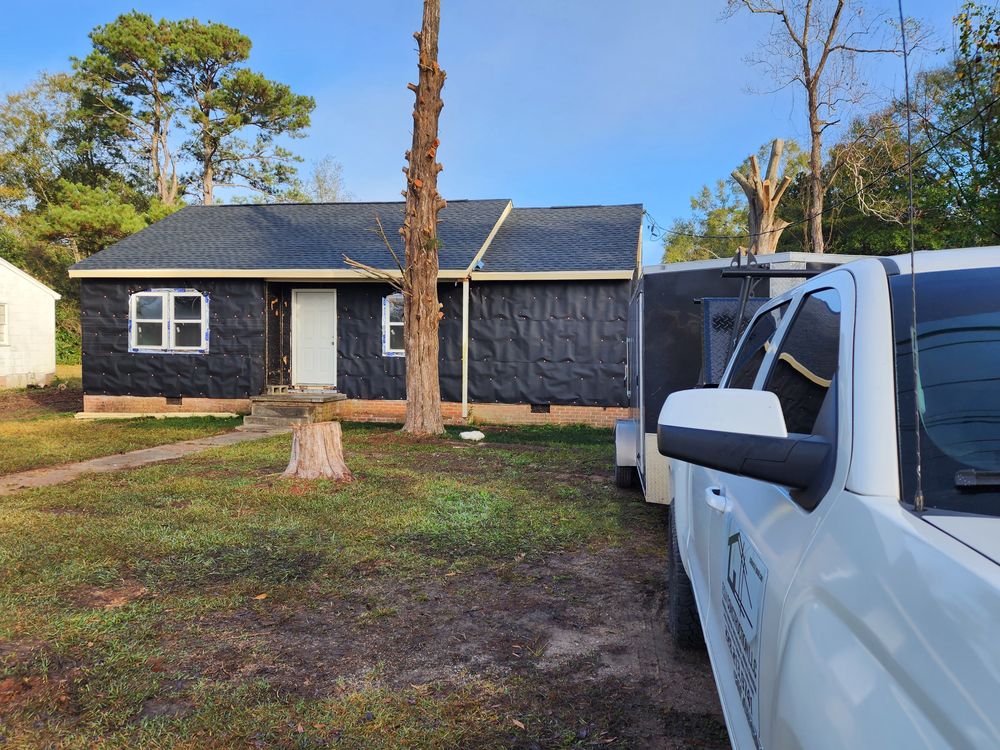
(614, 463, 636, 488)
(668, 506, 705, 650)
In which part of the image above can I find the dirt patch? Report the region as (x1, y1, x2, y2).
(0, 675, 44, 710)
(0, 385, 83, 419)
(135, 532, 326, 591)
(71, 581, 148, 609)
(163, 546, 727, 748)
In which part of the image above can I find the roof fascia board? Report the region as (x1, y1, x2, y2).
(0, 256, 61, 299)
(470, 270, 633, 281)
(463, 199, 513, 276)
(70, 268, 468, 281)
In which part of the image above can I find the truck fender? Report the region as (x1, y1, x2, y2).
(668, 458, 693, 575)
(771, 598, 950, 750)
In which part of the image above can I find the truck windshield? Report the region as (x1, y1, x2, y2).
(892, 267, 1000, 516)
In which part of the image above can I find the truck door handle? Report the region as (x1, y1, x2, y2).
(704, 486, 729, 513)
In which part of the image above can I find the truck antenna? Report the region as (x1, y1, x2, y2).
(898, 0, 924, 512)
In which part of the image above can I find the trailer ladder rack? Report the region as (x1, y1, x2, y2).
(720, 251, 824, 363)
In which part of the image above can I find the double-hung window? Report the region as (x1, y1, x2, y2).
(129, 289, 209, 353)
(0, 303, 8, 345)
(382, 293, 404, 357)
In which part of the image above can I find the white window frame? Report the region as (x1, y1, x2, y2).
(129, 289, 209, 353)
(0, 303, 8, 346)
(382, 293, 405, 357)
(170, 291, 209, 352)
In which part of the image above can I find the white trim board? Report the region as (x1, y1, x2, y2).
(70, 267, 466, 281)
(70, 268, 635, 281)
(469, 270, 634, 281)
(463, 199, 513, 275)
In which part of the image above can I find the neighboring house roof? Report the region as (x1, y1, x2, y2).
(68, 199, 642, 279)
(0, 257, 61, 300)
(477, 205, 642, 273)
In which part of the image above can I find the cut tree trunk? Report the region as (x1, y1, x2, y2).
(400, 0, 447, 435)
(732, 139, 793, 255)
(282, 422, 353, 481)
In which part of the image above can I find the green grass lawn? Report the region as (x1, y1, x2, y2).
(0, 422, 725, 749)
(0, 383, 241, 475)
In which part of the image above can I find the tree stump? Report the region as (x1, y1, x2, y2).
(282, 422, 354, 481)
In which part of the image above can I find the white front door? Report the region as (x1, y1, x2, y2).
(292, 290, 337, 387)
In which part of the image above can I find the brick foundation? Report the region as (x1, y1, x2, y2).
(83, 395, 627, 427)
(331, 399, 628, 428)
(83, 395, 253, 415)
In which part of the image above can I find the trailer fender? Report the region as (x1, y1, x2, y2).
(614, 419, 638, 467)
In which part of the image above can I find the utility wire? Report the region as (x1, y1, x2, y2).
(645, 90, 1000, 243)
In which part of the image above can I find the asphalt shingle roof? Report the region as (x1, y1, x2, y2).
(71, 200, 642, 275)
(479, 205, 642, 272)
(72, 200, 511, 272)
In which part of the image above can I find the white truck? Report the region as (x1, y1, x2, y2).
(657, 248, 1000, 749)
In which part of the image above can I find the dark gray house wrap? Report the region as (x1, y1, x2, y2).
(70, 199, 641, 421)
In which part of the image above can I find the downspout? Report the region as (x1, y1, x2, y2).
(461, 277, 469, 420)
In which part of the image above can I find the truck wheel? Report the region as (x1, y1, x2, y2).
(668, 506, 705, 650)
(614, 463, 636, 488)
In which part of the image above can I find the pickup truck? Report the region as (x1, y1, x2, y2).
(657, 248, 1000, 749)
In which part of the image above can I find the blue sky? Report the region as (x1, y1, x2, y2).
(0, 1, 964, 263)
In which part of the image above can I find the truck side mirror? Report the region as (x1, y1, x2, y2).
(656, 389, 831, 491)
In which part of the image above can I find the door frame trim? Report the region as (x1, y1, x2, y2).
(291, 288, 337, 387)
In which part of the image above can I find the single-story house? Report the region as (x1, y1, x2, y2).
(0, 256, 60, 389)
(69, 199, 641, 426)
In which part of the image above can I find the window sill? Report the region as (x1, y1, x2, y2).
(130, 348, 209, 355)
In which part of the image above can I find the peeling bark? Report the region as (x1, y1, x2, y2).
(400, 0, 447, 435)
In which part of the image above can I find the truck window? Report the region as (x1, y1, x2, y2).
(726, 302, 789, 389)
(763, 289, 841, 435)
(892, 267, 1000, 516)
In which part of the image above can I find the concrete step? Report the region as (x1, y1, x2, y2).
(251, 392, 347, 405)
(251, 404, 314, 419)
(242, 414, 310, 428)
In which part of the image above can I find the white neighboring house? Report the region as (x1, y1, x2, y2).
(0, 257, 60, 389)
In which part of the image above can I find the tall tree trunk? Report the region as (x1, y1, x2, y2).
(808, 89, 825, 254)
(200, 99, 215, 205)
(202, 161, 214, 205)
(151, 78, 164, 202)
(400, 0, 447, 435)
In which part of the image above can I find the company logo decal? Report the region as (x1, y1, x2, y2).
(722, 516, 768, 749)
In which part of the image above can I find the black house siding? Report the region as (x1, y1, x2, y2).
(82, 278, 629, 407)
(80, 279, 266, 399)
(468, 280, 629, 407)
(275, 280, 628, 406)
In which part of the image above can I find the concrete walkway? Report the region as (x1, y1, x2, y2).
(0, 428, 287, 496)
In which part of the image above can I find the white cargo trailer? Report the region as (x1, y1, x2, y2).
(615, 252, 863, 504)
